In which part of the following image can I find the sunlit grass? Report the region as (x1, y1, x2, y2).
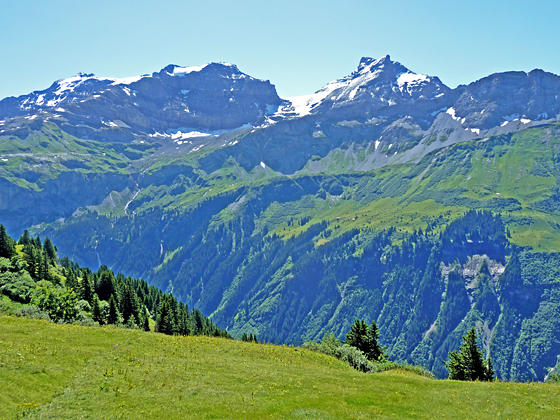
(1, 315, 559, 419)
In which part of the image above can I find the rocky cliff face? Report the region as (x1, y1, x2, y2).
(0, 62, 284, 141)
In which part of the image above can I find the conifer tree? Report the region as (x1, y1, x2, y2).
(176, 302, 190, 335)
(24, 245, 40, 279)
(366, 321, 384, 362)
(96, 271, 116, 301)
(91, 294, 104, 325)
(120, 283, 139, 325)
(81, 273, 94, 303)
(107, 295, 121, 325)
(18, 229, 31, 246)
(43, 237, 57, 262)
(65, 268, 79, 292)
(485, 357, 495, 381)
(192, 309, 205, 335)
(346, 319, 385, 362)
(38, 252, 49, 281)
(143, 313, 151, 332)
(0, 224, 16, 258)
(447, 327, 493, 381)
(155, 295, 176, 335)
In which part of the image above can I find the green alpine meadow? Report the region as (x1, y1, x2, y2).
(1, 316, 559, 419)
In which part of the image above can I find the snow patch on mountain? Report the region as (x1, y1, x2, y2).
(396, 72, 430, 92)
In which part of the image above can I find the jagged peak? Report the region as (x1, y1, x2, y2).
(357, 55, 392, 71)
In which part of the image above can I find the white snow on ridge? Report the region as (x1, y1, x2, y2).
(26, 72, 146, 108)
(284, 79, 347, 117)
(171, 130, 213, 140)
(278, 56, 408, 118)
(170, 65, 208, 75)
(396, 72, 430, 89)
(111, 76, 143, 85)
(446, 107, 466, 124)
(501, 115, 531, 126)
(167, 62, 237, 76)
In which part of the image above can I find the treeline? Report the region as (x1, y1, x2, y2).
(0, 224, 230, 338)
(304, 319, 434, 377)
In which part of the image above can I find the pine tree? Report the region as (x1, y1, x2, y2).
(346, 319, 368, 353)
(23, 245, 39, 279)
(81, 273, 94, 303)
(38, 251, 49, 281)
(0, 224, 16, 258)
(447, 327, 493, 381)
(486, 357, 495, 381)
(241, 333, 248, 341)
(96, 271, 115, 301)
(143, 313, 151, 332)
(120, 283, 139, 325)
(65, 268, 79, 292)
(365, 321, 384, 362)
(91, 294, 104, 325)
(18, 229, 31, 246)
(107, 295, 121, 325)
(176, 302, 190, 335)
(155, 295, 176, 335)
(346, 319, 385, 362)
(192, 309, 205, 335)
(43, 237, 57, 263)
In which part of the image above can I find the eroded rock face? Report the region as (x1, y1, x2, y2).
(0, 63, 284, 138)
(453, 69, 560, 129)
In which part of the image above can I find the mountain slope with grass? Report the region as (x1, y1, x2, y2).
(2, 57, 560, 381)
(1, 316, 559, 419)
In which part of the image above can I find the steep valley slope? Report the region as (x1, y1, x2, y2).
(1, 57, 560, 380)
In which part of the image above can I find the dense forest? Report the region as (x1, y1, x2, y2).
(0, 224, 229, 338)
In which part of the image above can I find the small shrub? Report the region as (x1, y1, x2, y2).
(334, 344, 375, 373)
(31, 281, 79, 323)
(76, 299, 91, 313)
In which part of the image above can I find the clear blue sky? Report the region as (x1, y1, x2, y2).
(1, 0, 559, 99)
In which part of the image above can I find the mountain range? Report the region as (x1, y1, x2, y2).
(1, 55, 560, 381)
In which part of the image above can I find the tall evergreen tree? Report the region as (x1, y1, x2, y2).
(18, 229, 31, 246)
(91, 294, 104, 325)
(365, 321, 384, 362)
(96, 271, 116, 301)
(192, 309, 205, 335)
(155, 295, 176, 335)
(120, 283, 139, 325)
(107, 295, 121, 325)
(38, 251, 49, 281)
(81, 272, 94, 303)
(43, 237, 57, 262)
(176, 302, 191, 335)
(447, 327, 493, 381)
(65, 268, 79, 292)
(346, 319, 385, 362)
(143, 313, 151, 332)
(24, 245, 40, 279)
(0, 224, 16, 258)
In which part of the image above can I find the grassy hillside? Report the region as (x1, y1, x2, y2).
(1, 316, 558, 419)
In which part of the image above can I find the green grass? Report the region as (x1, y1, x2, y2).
(1, 316, 559, 419)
